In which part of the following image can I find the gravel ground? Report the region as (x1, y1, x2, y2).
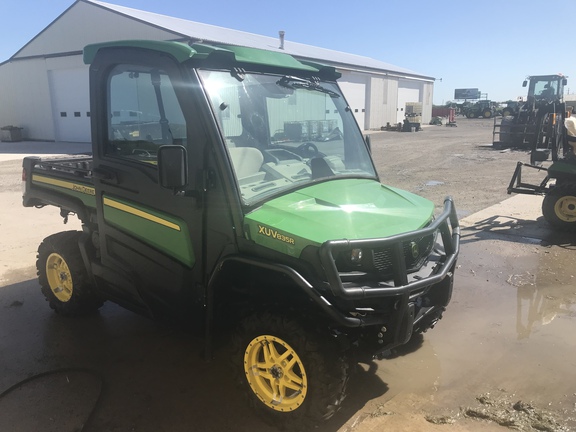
(369, 118, 530, 219)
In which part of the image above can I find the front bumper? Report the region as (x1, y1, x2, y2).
(319, 196, 459, 303)
(316, 197, 459, 356)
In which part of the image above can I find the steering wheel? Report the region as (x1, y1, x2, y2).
(297, 142, 319, 158)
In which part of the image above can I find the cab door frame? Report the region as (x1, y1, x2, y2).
(89, 46, 206, 322)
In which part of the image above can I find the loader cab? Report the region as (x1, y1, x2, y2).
(525, 75, 567, 102)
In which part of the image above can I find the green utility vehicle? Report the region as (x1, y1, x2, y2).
(22, 40, 460, 427)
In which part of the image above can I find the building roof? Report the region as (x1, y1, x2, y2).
(87, 0, 430, 79)
(8, 0, 432, 81)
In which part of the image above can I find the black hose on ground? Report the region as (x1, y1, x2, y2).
(0, 368, 104, 432)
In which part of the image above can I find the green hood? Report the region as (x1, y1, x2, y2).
(244, 179, 435, 257)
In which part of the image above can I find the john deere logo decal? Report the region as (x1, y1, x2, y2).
(258, 225, 295, 245)
(410, 241, 419, 259)
(72, 184, 96, 196)
(33, 174, 95, 196)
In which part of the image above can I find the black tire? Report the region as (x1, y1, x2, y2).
(466, 112, 475, 119)
(482, 109, 492, 118)
(37, 231, 103, 316)
(542, 183, 576, 231)
(232, 312, 351, 430)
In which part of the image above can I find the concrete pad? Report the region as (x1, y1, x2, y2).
(460, 193, 544, 227)
(460, 193, 551, 241)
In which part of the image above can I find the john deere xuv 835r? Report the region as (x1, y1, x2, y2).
(22, 40, 460, 427)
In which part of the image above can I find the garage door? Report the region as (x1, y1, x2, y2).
(339, 81, 366, 130)
(49, 68, 91, 142)
(397, 83, 421, 123)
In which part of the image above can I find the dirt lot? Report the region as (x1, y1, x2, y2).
(369, 118, 525, 218)
(1, 119, 575, 432)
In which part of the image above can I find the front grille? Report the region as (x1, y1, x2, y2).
(333, 232, 437, 278)
(372, 233, 435, 275)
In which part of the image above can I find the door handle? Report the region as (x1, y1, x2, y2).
(93, 167, 118, 184)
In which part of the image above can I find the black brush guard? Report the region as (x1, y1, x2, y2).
(319, 197, 460, 301)
(317, 197, 459, 354)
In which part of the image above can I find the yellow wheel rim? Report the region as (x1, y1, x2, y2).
(46, 252, 73, 302)
(554, 195, 576, 222)
(244, 335, 307, 412)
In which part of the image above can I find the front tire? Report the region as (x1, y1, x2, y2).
(37, 231, 103, 316)
(542, 183, 576, 231)
(233, 312, 351, 429)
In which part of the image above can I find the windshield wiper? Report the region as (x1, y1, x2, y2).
(277, 76, 340, 98)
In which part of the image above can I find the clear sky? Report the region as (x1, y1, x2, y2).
(1, 0, 574, 105)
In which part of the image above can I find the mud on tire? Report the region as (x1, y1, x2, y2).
(232, 311, 351, 430)
(37, 230, 103, 316)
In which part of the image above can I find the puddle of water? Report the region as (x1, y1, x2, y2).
(372, 236, 576, 429)
(520, 236, 542, 245)
(425, 180, 444, 186)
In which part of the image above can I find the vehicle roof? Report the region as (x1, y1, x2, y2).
(528, 74, 566, 80)
(83, 40, 341, 80)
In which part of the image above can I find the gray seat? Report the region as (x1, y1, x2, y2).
(228, 147, 265, 185)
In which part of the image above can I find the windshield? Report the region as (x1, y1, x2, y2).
(198, 70, 376, 205)
(529, 77, 560, 101)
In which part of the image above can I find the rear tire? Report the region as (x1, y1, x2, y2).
(542, 183, 576, 231)
(232, 311, 351, 429)
(37, 231, 103, 316)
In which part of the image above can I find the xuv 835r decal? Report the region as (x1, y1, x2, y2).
(257, 225, 296, 245)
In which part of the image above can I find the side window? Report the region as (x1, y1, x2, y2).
(106, 65, 186, 164)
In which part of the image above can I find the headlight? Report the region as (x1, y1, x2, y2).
(350, 248, 363, 263)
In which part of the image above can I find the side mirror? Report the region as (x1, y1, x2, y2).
(563, 78, 568, 86)
(522, 80, 528, 88)
(158, 145, 188, 190)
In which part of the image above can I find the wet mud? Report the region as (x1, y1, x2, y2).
(463, 392, 574, 431)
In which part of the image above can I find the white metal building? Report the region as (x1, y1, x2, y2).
(0, 0, 435, 142)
